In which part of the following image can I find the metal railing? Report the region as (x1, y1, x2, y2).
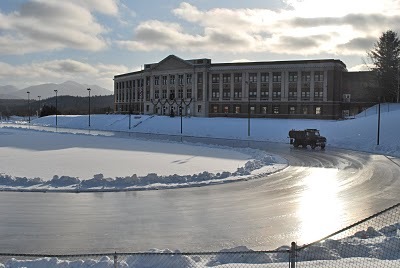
(1, 203, 399, 267)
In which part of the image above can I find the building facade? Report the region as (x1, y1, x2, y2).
(114, 55, 376, 119)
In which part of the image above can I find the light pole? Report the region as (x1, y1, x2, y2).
(377, 96, 381, 145)
(87, 88, 91, 127)
(38, 96, 41, 117)
(27, 91, 30, 123)
(245, 81, 251, 137)
(128, 86, 132, 129)
(54, 90, 58, 126)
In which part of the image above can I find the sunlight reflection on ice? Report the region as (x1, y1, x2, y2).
(297, 167, 344, 244)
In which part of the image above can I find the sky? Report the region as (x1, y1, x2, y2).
(0, 0, 400, 90)
(0, 106, 400, 267)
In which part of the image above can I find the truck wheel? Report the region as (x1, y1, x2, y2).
(311, 143, 316, 149)
(293, 141, 299, 148)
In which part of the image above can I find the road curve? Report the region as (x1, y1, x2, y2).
(0, 132, 399, 254)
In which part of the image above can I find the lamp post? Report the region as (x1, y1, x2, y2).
(87, 88, 91, 127)
(377, 96, 381, 145)
(27, 91, 30, 123)
(38, 96, 41, 117)
(54, 90, 58, 126)
(245, 81, 251, 137)
(128, 86, 132, 129)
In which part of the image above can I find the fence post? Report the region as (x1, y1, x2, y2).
(114, 251, 118, 268)
(290, 241, 296, 268)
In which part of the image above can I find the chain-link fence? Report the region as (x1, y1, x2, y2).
(296, 202, 400, 268)
(1, 203, 399, 267)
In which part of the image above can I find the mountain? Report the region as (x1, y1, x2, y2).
(0, 85, 19, 99)
(1, 81, 113, 100)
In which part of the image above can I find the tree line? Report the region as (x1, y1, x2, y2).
(0, 95, 114, 120)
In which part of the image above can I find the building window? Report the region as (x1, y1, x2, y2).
(154, 76, 159, 85)
(301, 90, 310, 100)
(197, 88, 203, 100)
(186, 74, 192, 84)
(302, 72, 311, 82)
(273, 72, 281, 83)
(213, 105, 218, 113)
(197, 73, 203, 84)
(315, 107, 321, 115)
(289, 106, 296, 114)
(212, 89, 220, 99)
(234, 73, 242, 83)
(198, 105, 202, 113)
(250, 106, 255, 114)
(272, 90, 281, 100)
(146, 77, 150, 86)
(234, 89, 242, 99)
(186, 88, 192, 98)
(162, 76, 167, 85)
(261, 89, 269, 100)
(302, 106, 308, 114)
(261, 73, 269, 83)
(212, 74, 220, 83)
(289, 90, 297, 100)
(146, 105, 149, 112)
(289, 72, 298, 82)
(223, 74, 231, 83)
(223, 89, 231, 99)
(224, 106, 229, 113)
(261, 106, 267, 114)
(178, 75, 184, 85)
(249, 73, 257, 83)
(162, 89, 167, 99)
(155, 89, 159, 99)
(314, 71, 324, 82)
(178, 88, 183, 98)
(273, 106, 279, 114)
(249, 88, 257, 98)
(170, 75, 175, 85)
(235, 106, 241, 113)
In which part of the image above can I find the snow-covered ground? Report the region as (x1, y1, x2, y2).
(1, 104, 400, 267)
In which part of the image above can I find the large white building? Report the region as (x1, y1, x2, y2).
(114, 55, 375, 119)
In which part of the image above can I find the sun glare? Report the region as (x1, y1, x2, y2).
(297, 168, 344, 244)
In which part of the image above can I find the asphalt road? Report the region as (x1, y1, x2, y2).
(0, 131, 399, 254)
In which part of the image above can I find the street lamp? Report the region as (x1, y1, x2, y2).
(27, 91, 30, 123)
(87, 88, 91, 127)
(128, 86, 132, 129)
(38, 96, 41, 117)
(245, 81, 251, 137)
(377, 96, 381, 145)
(54, 90, 58, 126)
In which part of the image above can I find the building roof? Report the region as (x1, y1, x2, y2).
(114, 56, 347, 79)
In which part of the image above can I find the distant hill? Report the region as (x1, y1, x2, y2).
(0, 81, 113, 99)
(0, 85, 19, 97)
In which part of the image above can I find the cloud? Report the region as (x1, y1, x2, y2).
(0, 59, 129, 89)
(117, 1, 400, 56)
(0, 0, 120, 55)
(336, 37, 376, 55)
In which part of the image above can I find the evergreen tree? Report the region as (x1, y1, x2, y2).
(368, 30, 400, 102)
(40, 105, 59, 117)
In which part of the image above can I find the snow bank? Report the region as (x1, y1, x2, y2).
(0, 147, 287, 192)
(2, 222, 400, 267)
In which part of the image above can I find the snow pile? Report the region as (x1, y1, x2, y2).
(2, 223, 400, 267)
(0, 148, 287, 192)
